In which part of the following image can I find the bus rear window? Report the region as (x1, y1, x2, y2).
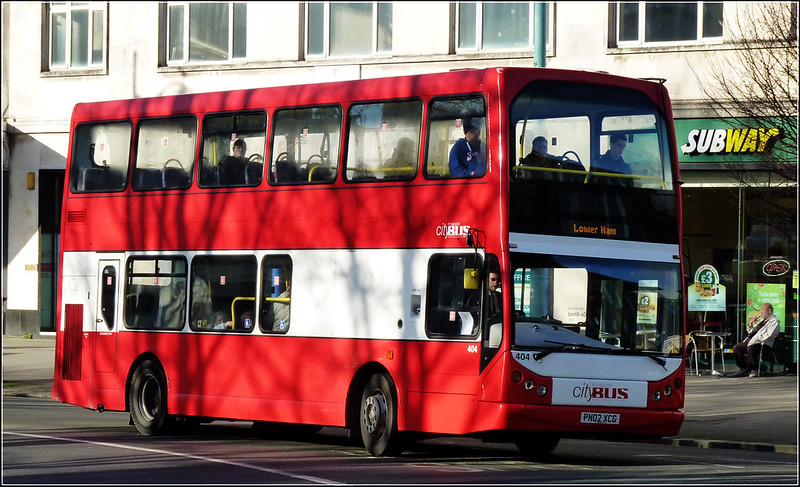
(70, 121, 131, 193)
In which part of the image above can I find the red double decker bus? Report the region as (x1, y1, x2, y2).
(53, 67, 686, 457)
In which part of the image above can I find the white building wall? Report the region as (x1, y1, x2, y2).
(0, 1, 779, 335)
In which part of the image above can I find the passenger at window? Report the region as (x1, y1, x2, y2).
(190, 276, 213, 327)
(521, 136, 559, 169)
(211, 310, 232, 330)
(219, 138, 248, 185)
(272, 281, 291, 331)
(591, 134, 631, 174)
(384, 137, 416, 173)
(449, 118, 484, 176)
(160, 281, 186, 328)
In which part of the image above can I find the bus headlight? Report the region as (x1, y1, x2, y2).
(652, 390, 662, 401)
(511, 371, 523, 383)
(537, 385, 547, 397)
(524, 379, 535, 391)
(664, 385, 672, 396)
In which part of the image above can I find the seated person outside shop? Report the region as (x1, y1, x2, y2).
(731, 302, 781, 377)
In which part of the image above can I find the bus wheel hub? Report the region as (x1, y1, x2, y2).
(363, 394, 387, 434)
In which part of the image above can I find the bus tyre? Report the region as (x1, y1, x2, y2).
(360, 373, 402, 456)
(515, 433, 560, 458)
(129, 360, 169, 435)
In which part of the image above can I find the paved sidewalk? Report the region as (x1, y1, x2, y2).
(2, 335, 797, 454)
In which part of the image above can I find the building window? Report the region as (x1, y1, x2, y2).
(46, 1, 106, 71)
(617, 2, 723, 46)
(306, 2, 392, 57)
(167, 2, 247, 64)
(457, 1, 545, 51)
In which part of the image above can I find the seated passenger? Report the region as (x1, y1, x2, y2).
(218, 138, 248, 185)
(384, 137, 416, 175)
(210, 310, 232, 330)
(520, 136, 560, 169)
(591, 134, 632, 174)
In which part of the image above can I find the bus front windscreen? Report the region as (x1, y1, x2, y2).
(511, 253, 682, 357)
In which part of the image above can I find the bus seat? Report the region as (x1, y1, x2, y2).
(133, 290, 159, 328)
(82, 168, 107, 191)
(275, 160, 300, 183)
(162, 167, 188, 188)
(136, 168, 162, 190)
(245, 162, 263, 184)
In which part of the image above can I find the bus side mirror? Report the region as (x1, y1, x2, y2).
(464, 268, 480, 290)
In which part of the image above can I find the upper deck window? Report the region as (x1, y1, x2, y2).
(69, 121, 131, 193)
(269, 106, 342, 185)
(512, 81, 674, 190)
(306, 2, 392, 57)
(199, 112, 266, 188)
(615, 2, 723, 47)
(166, 2, 247, 64)
(345, 99, 422, 182)
(134, 117, 197, 191)
(424, 96, 487, 179)
(45, 1, 106, 73)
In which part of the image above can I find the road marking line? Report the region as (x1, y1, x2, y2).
(4, 431, 342, 484)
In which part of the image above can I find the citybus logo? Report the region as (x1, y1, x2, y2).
(436, 222, 470, 240)
(681, 127, 781, 155)
(572, 383, 629, 402)
(762, 259, 790, 277)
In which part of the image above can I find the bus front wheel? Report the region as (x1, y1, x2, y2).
(360, 373, 402, 456)
(129, 360, 169, 435)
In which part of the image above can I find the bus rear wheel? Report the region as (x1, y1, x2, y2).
(360, 373, 402, 456)
(515, 433, 560, 458)
(129, 360, 169, 435)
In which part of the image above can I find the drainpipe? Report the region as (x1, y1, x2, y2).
(534, 2, 548, 67)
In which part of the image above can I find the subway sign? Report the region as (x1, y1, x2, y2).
(681, 127, 781, 155)
(675, 118, 792, 164)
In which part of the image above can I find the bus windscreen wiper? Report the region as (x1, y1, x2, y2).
(535, 339, 667, 367)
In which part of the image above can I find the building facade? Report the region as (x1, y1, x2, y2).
(2, 1, 796, 366)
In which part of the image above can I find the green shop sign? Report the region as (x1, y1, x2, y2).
(675, 117, 794, 164)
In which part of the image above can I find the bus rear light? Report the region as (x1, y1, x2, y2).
(523, 379, 535, 391)
(510, 370, 523, 383)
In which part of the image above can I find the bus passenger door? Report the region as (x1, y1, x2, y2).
(94, 260, 119, 373)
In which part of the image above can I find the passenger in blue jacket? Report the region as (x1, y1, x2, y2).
(449, 118, 485, 176)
